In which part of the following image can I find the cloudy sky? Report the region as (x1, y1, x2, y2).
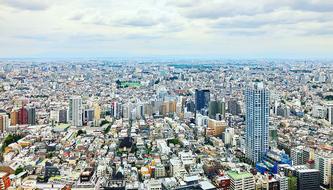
(0, 0, 332, 58)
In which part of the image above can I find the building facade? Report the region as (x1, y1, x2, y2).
(195, 89, 210, 112)
(245, 82, 269, 163)
(68, 96, 83, 127)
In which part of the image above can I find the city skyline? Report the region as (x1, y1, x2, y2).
(0, 1, 332, 189)
(0, 0, 333, 58)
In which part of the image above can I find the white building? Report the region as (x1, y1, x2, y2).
(50, 110, 59, 123)
(145, 179, 162, 190)
(154, 164, 166, 178)
(227, 170, 255, 190)
(224, 127, 235, 145)
(156, 139, 170, 155)
(179, 151, 195, 166)
(68, 96, 83, 127)
(274, 173, 288, 190)
(315, 152, 332, 186)
(245, 82, 269, 163)
(0, 113, 9, 133)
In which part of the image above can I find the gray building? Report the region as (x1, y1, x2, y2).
(227, 99, 241, 115)
(27, 107, 36, 125)
(59, 109, 67, 123)
(296, 169, 320, 190)
(84, 109, 94, 122)
(208, 100, 225, 119)
(291, 146, 310, 166)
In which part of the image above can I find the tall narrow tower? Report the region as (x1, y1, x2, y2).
(245, 82, 269, 163)
(69, 96, 83, 127)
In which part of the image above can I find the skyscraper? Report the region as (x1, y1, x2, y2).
(59, 109, 67, 123)
(227, 99, 241, 115)
(10, 110, 18, 126)
(93, 102, 101, 121)
(195, 89, 210, 112)
(27, 107, 36, 125)
(245, 82, 269, 163)
(0, 113, 9, 133)
(18, 107, 28, 125)
(208, 100, 225, 119)
(84, 109, 94, 122)
(68, 96, 83, 127)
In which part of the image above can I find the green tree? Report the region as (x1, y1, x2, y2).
(288, 176, 297, 190)
(15, 167, 24, 175)
(77, 129, 86, 136)
(1, 134, 23, 152)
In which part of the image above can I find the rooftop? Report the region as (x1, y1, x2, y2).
(227, 171, 253, 180)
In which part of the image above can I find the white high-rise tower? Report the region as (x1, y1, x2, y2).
(69, 96, 83, 127)
(245, 82, 269, 163)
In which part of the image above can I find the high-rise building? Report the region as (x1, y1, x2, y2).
(59, 109, 67, 123)
(68, 96, 83, 127)
(27, 107, 36, 125)
(228, 99, 241, 115)
(84, 109, 94, 122)
(206, 118, 227, 137)
(274, 173, 288, 190)
(195, 89, 210, 111)
(227, 171, 255, 190)
(245, 82, 269, 163)
(93, 103, 101, 121)
(296, 168, 320, 190)
(224, 127, 235, 145)
(111, 101, 121, 119)
(185, 100, 196, 113)
(10, 110, 18, 126)
(315, 152, 332, 187)
(291, 146, 310, 165)
(50, 110, 59, 123)
(144, 103, 153, 117)
(208, 100, 225, 119)
(326, 105, 333, 125)
(18, 107, 28, 125)
(0, 113, 9, 133)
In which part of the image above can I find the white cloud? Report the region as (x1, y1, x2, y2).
(0, 0, 332, 58)
(0, 0, 53, 11)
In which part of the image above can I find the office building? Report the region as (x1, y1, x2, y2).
(227, 171, 255, 190)
(59, 109, 67, 123)
(315, 152, 332, 186)
(291, 146, 311, 166)
(0, 113, 9, 133)
(245, 82, 269, 163)
(93, 102, 101, 120)
(84, 109, 94, 122)
(224, 127, 235, 145)
(326, 105, 333, 125)
(18, 107, 28, 125)
(296, 168, 320, 190)
(206, 118, 227, 137)
(68, 96, 83, 127)
(274, 173, 288, 190)
(27, 107, 36, 125)
(228, 99, 241, 115)
(185, 99, 196, 113)
(195, 89, 210, 111)
(208, 100, 225, 119)
(10, 110, 18, 126)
